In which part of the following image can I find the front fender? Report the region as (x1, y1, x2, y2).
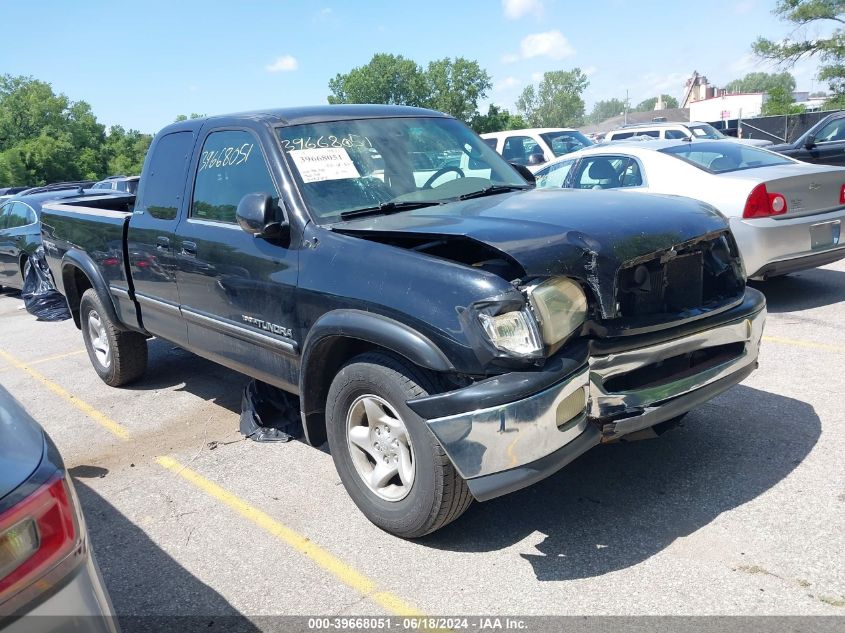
(297, 309, 456, 446)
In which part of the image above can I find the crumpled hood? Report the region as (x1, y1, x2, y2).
(335, 188, 730, 317)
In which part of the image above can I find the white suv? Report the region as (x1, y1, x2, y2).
(603, 121, 772, 147)
(481, 128, 594, 172)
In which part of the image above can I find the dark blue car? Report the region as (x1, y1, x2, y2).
(0, 187, 105, 290)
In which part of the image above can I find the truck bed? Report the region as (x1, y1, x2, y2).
(40, 194, 136, 309)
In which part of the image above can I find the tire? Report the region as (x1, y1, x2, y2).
(79, 288, 147, 386)
(325, 351, 472, 538)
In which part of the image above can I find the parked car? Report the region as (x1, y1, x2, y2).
(0, 187, 119, 291)
(41, 105, 764, 537)
(534, 139, 845, 279)
(604, 121, 773, 147)
(0, 187, 31, 202)
(91, 176, 140, 195)
(768, 111, 845, 166)
(0, 383, 117, 631)
(481, 127, 594, 171)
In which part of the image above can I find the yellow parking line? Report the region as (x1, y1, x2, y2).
(157, 455, 422, 617)
(0, 347, 426, 618)
(0, 348, 130, 440)
(762, 335, 845, 353)
(27, 349, 88, 365)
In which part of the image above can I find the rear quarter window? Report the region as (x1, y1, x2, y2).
(659, 142, 793, 173)
(137, 131, 195, 220)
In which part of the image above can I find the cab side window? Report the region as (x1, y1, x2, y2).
(535, 159, 575, 189)
(5, 202, 35, 228)
(137, 131, 195, 220)
(501, 135, 541, 165)
(573, 156, 629, 190)
(665, 129, 688, 139)
(816, 118, 845, 143)
(0, 202, 11, 229)
(191, 130, 278, 224)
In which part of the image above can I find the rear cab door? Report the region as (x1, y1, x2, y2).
(127, 128, 198, 346)
(173, 121, 300, 392)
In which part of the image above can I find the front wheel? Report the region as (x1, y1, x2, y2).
(325, 352, 472, 538)
(80, 289, 148, 386)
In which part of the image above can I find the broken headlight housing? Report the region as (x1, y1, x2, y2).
(478, 309, 543, 357)
(526, 277, 588, 352)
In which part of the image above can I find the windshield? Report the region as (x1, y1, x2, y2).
(540, 130, 593, 157)
(660, 141, 793, 173)
(688, 124, 725, 140)
(277, 117, 527, 223)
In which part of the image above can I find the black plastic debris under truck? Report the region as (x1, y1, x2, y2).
(39, 105, 766, 537)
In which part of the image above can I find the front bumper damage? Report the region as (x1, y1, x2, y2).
(407, 288, 766, 502)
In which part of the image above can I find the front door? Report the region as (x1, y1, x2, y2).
(174, 128, 299, 391)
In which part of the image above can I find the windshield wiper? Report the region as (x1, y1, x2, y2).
(458, 184, 531, 201)
(339, 200, 444, 220)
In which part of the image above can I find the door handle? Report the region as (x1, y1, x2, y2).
(156, 236, 170, 250)
(181, 241, 197, 257)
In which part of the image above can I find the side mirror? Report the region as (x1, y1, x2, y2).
(804, 134, 816, 149)
(509, 162, 536, 185)
(528, 152, 546, 166)
(236, 192, 288, 238)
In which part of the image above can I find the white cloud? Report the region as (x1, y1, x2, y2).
(501, 52, 521, 64)
(582, 65, 598, 77)
(502, 0, 544, 19)
(520, 30, 575, 60)
(638, 71, 689, 100)
(266, 55, 299, 73)
(531, 71, 544, 82)
(734, 0, 755, 15)
(494, 76, 522, 92)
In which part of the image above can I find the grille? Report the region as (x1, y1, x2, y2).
(617, 235, 742, 319)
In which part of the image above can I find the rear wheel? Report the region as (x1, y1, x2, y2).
(325, 352, 472, 538)
(80, 289, 147, 386)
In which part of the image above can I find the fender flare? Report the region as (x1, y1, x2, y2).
(298, 309, 456, 445)
(61, 249, 123, 330)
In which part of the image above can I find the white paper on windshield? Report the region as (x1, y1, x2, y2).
(289, 148, 360, 183)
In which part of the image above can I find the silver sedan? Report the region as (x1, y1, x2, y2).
(534, 139, 845, 279)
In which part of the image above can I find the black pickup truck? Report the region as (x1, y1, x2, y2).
(40, 105, 766, 537)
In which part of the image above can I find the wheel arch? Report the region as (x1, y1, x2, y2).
(298, 310, 455, 446)
(60, 250, 121, 330)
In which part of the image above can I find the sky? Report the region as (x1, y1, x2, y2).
(1, 0, 832, 133)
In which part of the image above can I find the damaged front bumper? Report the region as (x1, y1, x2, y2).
(406, 288, 766, 502)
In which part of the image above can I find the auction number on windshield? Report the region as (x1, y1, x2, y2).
(281, 134, 373, 152)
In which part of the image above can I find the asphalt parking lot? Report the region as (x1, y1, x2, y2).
(1, 263, 844, 629)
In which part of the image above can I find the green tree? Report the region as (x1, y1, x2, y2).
(634, 94, 679, 111)
(752, 1, 845, 106)
(104, 125, 152, 175)
(470, 104, 527, 133)
(588, 98, 627, 124)
(327, 54, 428, 107)
(174, 113, 205, 122)
(327, 54, 492, 122)
(0, 75, 107, 186)
(516, 69, 589, 127)
(762, 85, 806, 115)
(424, 58, 491, 122)
(724, 71, 796, 94)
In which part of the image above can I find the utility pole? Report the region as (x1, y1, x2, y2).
(624, 89, 629, 126)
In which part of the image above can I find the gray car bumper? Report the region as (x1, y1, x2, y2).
(409, 290, 766, 501)
(4, 553, 118, 633)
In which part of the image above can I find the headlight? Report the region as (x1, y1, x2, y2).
(478, 310, 542, 357)
(527, 277, 588, 348)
